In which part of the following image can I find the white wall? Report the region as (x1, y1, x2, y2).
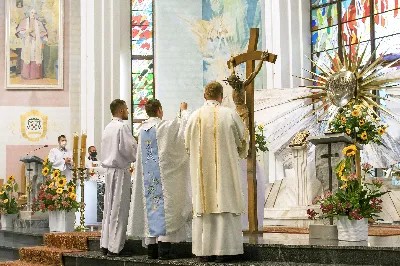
(264, 0, 311, 89)
(154, 0, 204, 119)
(80, 0, 131, 155)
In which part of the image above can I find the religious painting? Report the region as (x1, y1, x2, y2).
(5, 0, 63, 89)
(20, 110, 48, 142)
(190, 0, 263, 92)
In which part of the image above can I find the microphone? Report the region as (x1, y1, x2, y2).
(26, 145, 49, 156)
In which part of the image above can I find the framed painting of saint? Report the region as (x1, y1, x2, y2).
(5, 0, 63, 89)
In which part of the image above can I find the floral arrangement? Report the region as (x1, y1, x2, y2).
(0, 175, 19, 214)
(255, 124, 268, 153)
(307, 145, 387, 220)
(32, 157, 79, 213)
(328, 101, 388, 145)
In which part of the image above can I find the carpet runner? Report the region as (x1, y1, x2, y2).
(0, 232, 101, 266)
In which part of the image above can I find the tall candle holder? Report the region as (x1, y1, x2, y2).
(75, 167, 87, 232)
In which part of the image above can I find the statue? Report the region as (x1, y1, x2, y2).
(226, 51, 269, 128)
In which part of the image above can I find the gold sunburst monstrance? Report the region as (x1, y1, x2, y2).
(294, 41, 400, 121)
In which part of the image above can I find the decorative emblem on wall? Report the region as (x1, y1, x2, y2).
(20, 110, 48, 142)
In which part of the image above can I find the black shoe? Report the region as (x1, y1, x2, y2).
(215, 255, 234, 263)
(107, 250, 132, 257)
(101, 247, 108, 256)
(199, 256, 216, 262)
(199, 256, 209, 262)
(147, 243, 158, 259)
(158, 241, 173, 260)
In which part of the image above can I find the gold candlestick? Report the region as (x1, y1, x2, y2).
(75, 167, 87, 232)
(73, 134, 79, 169)
(80, 133, 87, 169)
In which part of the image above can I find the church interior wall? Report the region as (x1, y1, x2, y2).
(154, 0, 204, 119)
(0, 0, 80, 188)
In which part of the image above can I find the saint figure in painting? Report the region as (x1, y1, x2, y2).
(16, 7, 48, 79)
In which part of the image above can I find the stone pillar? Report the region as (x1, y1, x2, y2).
(309, 133, 361, 194)
(291, 145, 308, 206)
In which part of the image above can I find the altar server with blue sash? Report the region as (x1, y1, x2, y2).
(128, 99, 191, 260)
(100, 99, 137, 256)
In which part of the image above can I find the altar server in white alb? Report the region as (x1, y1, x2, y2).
(100, 99, 137, 256)
(128, 99, 191, 260)
(48, 135, 73, 181)
(185, 81, 249, 263)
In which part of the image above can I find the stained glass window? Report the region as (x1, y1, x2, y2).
(311, 0, 400, 76)
(342, 17, 371, 45)
(341, 0, 371, 22)
(131, 0, 154, 136)
(312, 0, 336, 8)
(312, 4, 338, 30)
(312, 26, 339, 52)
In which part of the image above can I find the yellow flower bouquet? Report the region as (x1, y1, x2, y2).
(32, 157, 79, 213)
(0, 175, 19, 214)
(328, 102, 387, 145)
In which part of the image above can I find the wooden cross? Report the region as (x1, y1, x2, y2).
(227, 28, 277, 233)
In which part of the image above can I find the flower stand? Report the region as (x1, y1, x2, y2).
(1, 213, 18, 228)
(49, 210, 75, 232)
(337, 216, 368, 241)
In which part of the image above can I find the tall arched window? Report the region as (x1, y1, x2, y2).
(131, 0, 154, 135)
(311, 0, 400, 76)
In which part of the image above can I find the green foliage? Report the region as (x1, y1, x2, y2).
(255, 124, 268, 153)
(307, 146, 387, 220)
(0, 175, 20, 214)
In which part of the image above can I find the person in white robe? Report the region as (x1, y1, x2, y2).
(127, 99, 191, 260)
(100, 99, 137, 256)
(185, 81, 249, 263)
(86, 145, 100, 168)
(48, 135, 72, 181)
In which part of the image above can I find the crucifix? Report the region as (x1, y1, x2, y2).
(226, 28, 277, 233)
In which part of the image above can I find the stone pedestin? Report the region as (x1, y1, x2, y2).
(264, 206, 315, 227)
(309, 224, 338, 240)
(308, 133, 361, 194)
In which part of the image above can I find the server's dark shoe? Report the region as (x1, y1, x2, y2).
(199, 256, 216, 262)
(147, 243, 158, 259)
(158, 241, 174, 260)
(107, 250, 131, 257)
(215, 255, 234, 263)
(101, 247, 108, 256)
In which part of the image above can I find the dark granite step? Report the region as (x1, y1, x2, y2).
(0, 229, 45, 247)
(0, 228, 46, 262)
(64, 251, 371, 266)
(0, 242, 19, 261)
(86, 238, 400, 265)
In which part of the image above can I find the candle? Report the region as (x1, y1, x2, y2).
(80, 132, 87, 168)
(73, 133, 79, 169)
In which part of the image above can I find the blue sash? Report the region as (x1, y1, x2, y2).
(140, 126, 167, 236)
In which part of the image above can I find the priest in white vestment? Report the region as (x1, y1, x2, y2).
(128, 100, 191, 260)
(48, 135, 72, 181)
(185, 81, 249, 263)
(100, 99, 137, 256)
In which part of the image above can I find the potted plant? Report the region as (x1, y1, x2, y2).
(32, 157, 78, 232)
(0, 175, 20, 228)
(307, 145, 387, 241)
